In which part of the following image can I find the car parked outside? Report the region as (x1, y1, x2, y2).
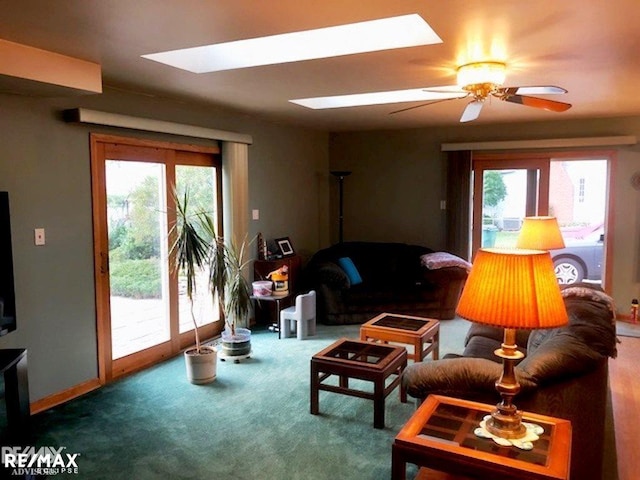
(551, 224, 604, 284)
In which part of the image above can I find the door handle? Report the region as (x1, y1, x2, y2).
(100, 252, 109, 274)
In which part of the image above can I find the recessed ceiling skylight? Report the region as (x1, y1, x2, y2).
(290, 88, 467, 109)
(142, 14, 441, 73)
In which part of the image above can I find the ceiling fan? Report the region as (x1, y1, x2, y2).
(392, 61, 572, 122)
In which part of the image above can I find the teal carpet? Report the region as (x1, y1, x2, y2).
(27, 320, 471, 480)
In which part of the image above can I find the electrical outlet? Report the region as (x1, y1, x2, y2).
(252, 209, 260, 220)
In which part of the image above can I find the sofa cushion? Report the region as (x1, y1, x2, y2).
(311, 262, 350, 289)
(462, 335, 503, 362)
(518, 332, 605, 390)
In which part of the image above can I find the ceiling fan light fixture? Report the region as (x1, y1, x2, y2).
(457, 61, 506, 88)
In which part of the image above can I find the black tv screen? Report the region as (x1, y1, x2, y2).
(0, 192, 16, 336)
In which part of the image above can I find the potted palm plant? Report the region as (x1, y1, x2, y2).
(171, 190, 218, 384)
(206, 231, 253, 362)
(173, 187, 254, 371)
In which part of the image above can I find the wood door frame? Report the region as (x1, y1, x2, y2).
(90, 133, 223, 383)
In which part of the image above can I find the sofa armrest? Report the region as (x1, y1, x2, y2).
(402, 357, 504, 401)
(417, 266, 468, 319)
(402, 356, 541, 402)
(419, 265, 468, 285)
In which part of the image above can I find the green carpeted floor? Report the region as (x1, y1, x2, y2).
(26, 320, 471, 480)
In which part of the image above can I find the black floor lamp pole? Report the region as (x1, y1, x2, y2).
(331, 171, 351, 243)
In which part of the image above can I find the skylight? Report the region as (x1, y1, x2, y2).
(290, 88, 467, 109)
(142, 14, 441, 73)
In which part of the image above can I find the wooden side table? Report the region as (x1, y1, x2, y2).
(392, 395, 571, 480)
(310, 338, 407, 429)
(360, 313, 439, 362)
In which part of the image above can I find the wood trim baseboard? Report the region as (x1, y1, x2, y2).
(30, 378, 102, 415)
(617, 313, 638, 323)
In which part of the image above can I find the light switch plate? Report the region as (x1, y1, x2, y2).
(35, 228, 45, 246)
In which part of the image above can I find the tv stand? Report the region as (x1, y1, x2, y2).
(0, 349, 30, 443)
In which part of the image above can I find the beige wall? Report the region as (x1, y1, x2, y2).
(329, 116, 640, 316)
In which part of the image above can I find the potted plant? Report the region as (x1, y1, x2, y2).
(206, 230, 253, 362)
(171, 190, 218, 384)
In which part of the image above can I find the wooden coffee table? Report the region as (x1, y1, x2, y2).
(360, 313, 439, 362)
(392, 395, 572, 480)
(310, 338, 407, 429)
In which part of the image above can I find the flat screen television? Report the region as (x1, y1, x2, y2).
(0, 192, 16, 336)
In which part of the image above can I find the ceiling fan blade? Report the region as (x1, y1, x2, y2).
(502, 86, 568, 95)
(389, 97, 460, 115)
(502, 94, 572, 112)
(460, 100, 484, 122)
(423, 85, 468, 94)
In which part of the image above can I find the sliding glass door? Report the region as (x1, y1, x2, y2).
(472, 154, 610, 286)
(175, 164, 221, 336)
(91, 135, 222, 382)
(106, 160, 170, 360)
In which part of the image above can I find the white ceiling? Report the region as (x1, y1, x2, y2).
(2, 0, 639, 131)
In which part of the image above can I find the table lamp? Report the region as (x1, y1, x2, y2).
(456, 248, 568, 440)
(516, 216, 565, 250)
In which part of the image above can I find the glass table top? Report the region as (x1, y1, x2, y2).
(370, 314, 431, 332)
(322, 340, 397, 365)
(418, 402, 554, 467)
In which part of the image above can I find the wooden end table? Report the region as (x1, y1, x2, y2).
(392, 395, 571, 480)
(360, 313, 439, 362)
(310, 338, 407, 429)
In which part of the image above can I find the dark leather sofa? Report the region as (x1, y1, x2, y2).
(302, 241, 469, 325)
(401, 283, 618, 480)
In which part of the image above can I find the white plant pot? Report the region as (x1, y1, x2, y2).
(184, 345, 217, 384)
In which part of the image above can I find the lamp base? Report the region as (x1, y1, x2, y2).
(475, 415, 544, 450)
(485, 404, 526, 439)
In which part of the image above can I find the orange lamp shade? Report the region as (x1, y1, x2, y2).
(516, 216, 565, 250)
(456, 248, 568, 329)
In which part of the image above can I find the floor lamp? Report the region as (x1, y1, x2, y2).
(331, 171, 351, 243)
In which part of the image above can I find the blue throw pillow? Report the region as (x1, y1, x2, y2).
(338, 257, 363, 286)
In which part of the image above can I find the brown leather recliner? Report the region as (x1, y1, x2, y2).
(401, 283, 618, 480)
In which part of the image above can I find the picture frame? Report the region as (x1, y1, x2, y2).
(275, 237, 295, 257)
